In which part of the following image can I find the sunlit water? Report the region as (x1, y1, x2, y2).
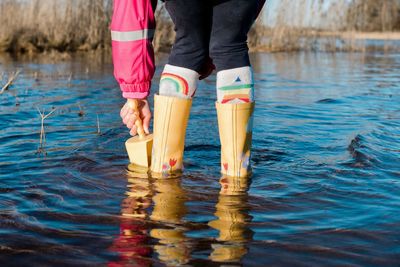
(0, 52, 399, 266)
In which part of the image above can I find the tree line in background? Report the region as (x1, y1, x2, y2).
(0, 0, 400, 54)
(346, 0, 400, 31)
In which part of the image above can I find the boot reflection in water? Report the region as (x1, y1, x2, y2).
(208, 175, 253, 263)
(108, 173, 153, 267)
(149, 179, 191, 266)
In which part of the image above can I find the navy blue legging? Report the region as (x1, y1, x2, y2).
(164, 0, 264, 72)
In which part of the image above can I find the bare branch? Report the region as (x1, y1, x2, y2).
(43, 108, 57, 119)
(0, 70, 21, 94)
(96, 114, 101, 135)
(36, 107, 57, 155)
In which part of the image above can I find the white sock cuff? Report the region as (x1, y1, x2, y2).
(163, 64, 200, 79)
(216, 66, 253, 89)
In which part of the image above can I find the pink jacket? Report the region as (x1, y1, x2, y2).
(111, 0, 156, 99)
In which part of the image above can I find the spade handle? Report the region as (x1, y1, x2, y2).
(128, 99, 146, 139)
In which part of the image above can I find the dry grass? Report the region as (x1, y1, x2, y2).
(153, 5, 175, 53)
(0, 0, 400, 54)
(345, 0, 400, 32)
(0, 0, 112, 53)
(248, 0, 400, 53)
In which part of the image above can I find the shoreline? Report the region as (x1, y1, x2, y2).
(318, 31, 400, 40)
(1, 31, 400, 58)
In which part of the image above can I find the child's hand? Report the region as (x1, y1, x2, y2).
(120, 98, 152, 136)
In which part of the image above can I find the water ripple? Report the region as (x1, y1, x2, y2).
(0, 52, 400, 265)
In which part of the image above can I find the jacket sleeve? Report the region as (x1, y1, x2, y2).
(111, 0, 156, 99)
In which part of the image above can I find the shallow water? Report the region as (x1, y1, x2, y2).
(0, 52, 399, 266)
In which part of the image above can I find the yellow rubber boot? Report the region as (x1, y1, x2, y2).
(216, 102, 255, 177)
(151, 95, 192, 175)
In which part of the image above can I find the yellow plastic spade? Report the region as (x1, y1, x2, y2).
(125, 99, 153, 168)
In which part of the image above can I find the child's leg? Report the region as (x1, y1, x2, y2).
(210, 0, 261, 104)
(159, 0, 212, 99)
(151, 0, 212, 175)
(210, 0, 263, 177)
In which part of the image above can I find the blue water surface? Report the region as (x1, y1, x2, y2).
(0, 51, 399, 266)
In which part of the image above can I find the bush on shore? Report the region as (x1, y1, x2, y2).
(0, 0, 112, 53)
